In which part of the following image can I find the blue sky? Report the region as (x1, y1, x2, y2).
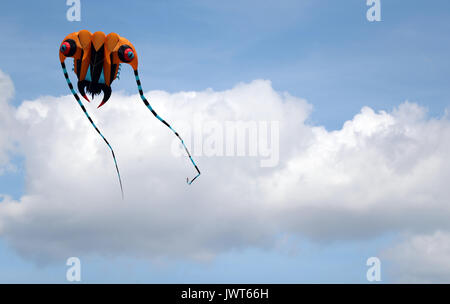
(0, 234, 394, 283)
(2, 0, 449, 128)
(0, 0, 449, 283)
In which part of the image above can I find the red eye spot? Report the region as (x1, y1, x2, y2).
(118, 44, 135, 63)
(60, 42, 71, 56)
(124, 48, 134, 61)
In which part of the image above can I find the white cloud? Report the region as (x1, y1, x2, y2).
(261, 103, 450, 240)
(0, 69, 450, 283)
(382, 231, 450, 283)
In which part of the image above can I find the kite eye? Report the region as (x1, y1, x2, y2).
(60, 39, 76, 57)
(124, 48, 134, 61)
(118, 45, 135, 62)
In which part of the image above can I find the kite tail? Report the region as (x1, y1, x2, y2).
(134, 69, 201, 185)
(61, 62, 124, 199)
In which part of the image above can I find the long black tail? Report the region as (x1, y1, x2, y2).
(61, 62, 124, 198)
(134, 69, 201, 184)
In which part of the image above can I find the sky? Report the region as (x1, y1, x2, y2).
(0, 0, 449, 283)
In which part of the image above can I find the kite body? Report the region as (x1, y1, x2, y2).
(59, 30, 200, 197)
(60, 30, 138, 107)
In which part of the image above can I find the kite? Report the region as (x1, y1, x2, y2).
(59, 30, 201, 198)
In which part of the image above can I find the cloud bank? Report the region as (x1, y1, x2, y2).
(0, 70, 449, 282)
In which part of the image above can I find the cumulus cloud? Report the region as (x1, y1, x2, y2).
(0, 69, 449, 281)
(262, 103, 450, 241)
(0, 76, 311, 263)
